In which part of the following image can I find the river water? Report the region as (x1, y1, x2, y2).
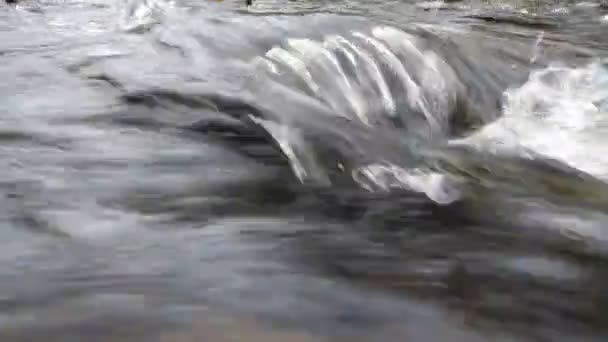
(1, 0, 608, 341)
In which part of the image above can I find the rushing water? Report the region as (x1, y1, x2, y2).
(1, 0, 608, 341)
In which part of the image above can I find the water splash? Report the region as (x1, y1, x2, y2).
(244, 25, 500, 199)
(253, 26, 460, 135)
(529, 31, 544, 64)
(458, 62, 608, 179)
(118, 0, 175, 32)
(248, 115, 331, 186)
(352, 163, 462, 204)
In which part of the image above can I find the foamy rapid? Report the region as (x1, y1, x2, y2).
(118, 0, 175, 32)
(457, 62, 608, 180)
(246, 24, 608, 211)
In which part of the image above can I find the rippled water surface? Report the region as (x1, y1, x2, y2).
(1, 0, 608, 341)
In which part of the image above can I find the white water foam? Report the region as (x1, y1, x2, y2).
(118, 0, 175, 32)
(354, 62, 608, 210)
(372, 26, 460, 135)
(456, 62, 608, 180)
(352, 163, 462, 204)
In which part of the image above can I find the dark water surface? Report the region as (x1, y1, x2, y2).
(1, 0, 608, 341)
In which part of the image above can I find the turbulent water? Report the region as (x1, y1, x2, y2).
(1, 0, 608, 341)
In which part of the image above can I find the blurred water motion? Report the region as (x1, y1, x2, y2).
(1, 0, 608, 341)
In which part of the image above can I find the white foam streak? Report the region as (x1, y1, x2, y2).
(353, 163, 462, 204)
(249, 115, 330, 186)
(287, 39, 343, 75)
(286, 39, 368, 123)
(530, 31, 544, 64)
(339, 35, 395, 116)
(372, 26, 426, 64)
(373, 26, 457, 133)
(352, 32, 422, 117)
(418, 52, 458, 131)
(252, 57, 279, 75)
(266, 47, 322, 96)
(325, 35, 359, 68)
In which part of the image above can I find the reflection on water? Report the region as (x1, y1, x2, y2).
(1, 0, 608, 341)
